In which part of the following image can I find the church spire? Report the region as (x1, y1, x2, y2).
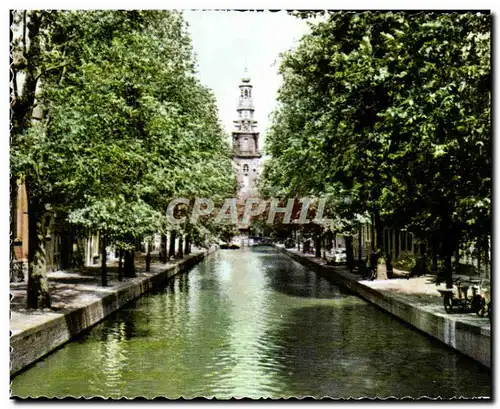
(232, 69, 261, 201)
(234, 70, 257, 130)
(242, 63, 249, 82)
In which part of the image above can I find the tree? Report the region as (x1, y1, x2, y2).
(260, 11, 491, 285)
(11, 10, 236, 306)
(11, 10, 57, 308)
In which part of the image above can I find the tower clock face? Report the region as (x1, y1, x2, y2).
(242, 123, 250, 131)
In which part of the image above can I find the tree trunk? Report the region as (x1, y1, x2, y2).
(370, 214, 376, 251)
(386, 255, 394, 279)
(168, 231, 176, 260)
(484, 235, 490, 279)
(145, 239, 151, 272)
(159, 233, 167, 263)
(100, 233, 107, 286)
(326, 231, 332, 254)
(13, 12, 51, 306)
(453, 248, 460, 274)
(358, 227, 362, 261)
(11, 11, 44, 138)
(374, 210, 384, 254)
(440, 228, 454, 288)
(428, 236, 438, 275)
(26, 183, 51, 309)
(444, 253, 453, 289)
(431, 253, 438, 275)
(184, 233, 191, 255)
(118, 249, 123, 281)
(177, 234, 184, 259)
(345, 236, 354, 273)
(60, 222, 71, 270)
(124, 250, 135, 277)
(420, 241, 426, 255)
(45, 224, 55, 273)
(477, 241, 481, 277)
(314, 235, 321, 258)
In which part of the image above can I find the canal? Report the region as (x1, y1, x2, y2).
(11, 247, 491, 399)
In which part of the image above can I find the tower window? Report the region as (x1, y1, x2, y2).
(243, 164, 249, 172)
(241, 137, 251, 152)
(244, 89, 248, 98)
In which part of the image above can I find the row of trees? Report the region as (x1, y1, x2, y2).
(11, 10, 236, 308)
(260, 11, 491, 286)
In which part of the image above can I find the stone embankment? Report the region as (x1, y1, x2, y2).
(276, 245, 491, 369)
(10, 248, 215, 376)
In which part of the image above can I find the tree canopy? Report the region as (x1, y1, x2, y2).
(11, 10, 236, 307)
(260, 11, 491, 283)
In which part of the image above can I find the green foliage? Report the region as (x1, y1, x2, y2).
(11, 10, 235, 248)
(393, 251, 417, 271)
(260, 11, 491, 262)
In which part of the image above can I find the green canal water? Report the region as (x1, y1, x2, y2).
(11, 247, 491, 399)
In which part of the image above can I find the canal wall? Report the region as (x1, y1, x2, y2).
(276, 246, 491, 369)
(10, 248, 215, 377)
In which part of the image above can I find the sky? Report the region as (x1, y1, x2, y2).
(183, 11, 311, 149)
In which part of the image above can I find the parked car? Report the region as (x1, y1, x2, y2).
(334, 248, 347, 264)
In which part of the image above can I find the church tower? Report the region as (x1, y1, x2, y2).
(232, 70, 261, 200)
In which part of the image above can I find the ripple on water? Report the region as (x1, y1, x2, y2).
(10, 248, 492, 399)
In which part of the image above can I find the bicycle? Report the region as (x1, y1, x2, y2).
(437, 278, 486, 315)
(357, 259, 376, 281)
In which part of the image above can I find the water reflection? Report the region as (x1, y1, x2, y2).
(11, 247, 491, 399)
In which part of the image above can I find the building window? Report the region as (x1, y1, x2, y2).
(253, 168, 256, 172)
(244, 89, 248, 98)
(243, 164, 249, 172)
